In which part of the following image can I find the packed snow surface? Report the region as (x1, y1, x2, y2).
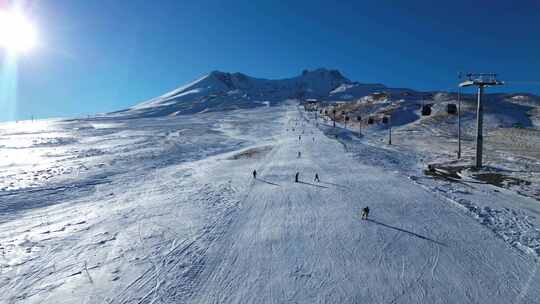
(1, 104, 539, 303)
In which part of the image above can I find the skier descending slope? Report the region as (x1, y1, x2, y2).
(314, 173, 320, 182)
(253, 170, 257, 179)
(295, 172, 299, 183)
(361, 206, 370, 220)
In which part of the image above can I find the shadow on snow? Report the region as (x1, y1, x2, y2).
(366, 219, 447, 247)
(297, 181, 329, 189)
(256, 178, 281, 187)
(319, 181, 350, 189)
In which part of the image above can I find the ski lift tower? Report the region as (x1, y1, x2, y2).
(459, 73, 503, 169)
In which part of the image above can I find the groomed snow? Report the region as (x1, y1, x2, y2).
(0, 104, 539, 303)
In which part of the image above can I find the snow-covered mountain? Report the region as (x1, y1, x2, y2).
(110, 68, 540, 132)
(112, 68, 374, 118)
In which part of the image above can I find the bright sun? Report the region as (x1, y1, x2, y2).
(0, 9, 37, 53)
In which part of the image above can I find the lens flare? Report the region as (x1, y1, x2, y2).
(0, 52, 19, 121)
(0, 10, 37, 53)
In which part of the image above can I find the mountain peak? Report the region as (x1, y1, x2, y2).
(128, 68, 355, 117)
(208, 70, 248, 78)
(207, 70, 252, 89)
(300, 68, 348, 81)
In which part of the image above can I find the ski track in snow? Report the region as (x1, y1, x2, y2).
(0, 105, 539, 303)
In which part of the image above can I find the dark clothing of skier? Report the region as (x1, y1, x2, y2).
(297, 151, 301, 158)
(361, 206, 370, 220)
(253, 170, 257, 179)
(295, 172, 299, 183)
(314, 173, 320, 182)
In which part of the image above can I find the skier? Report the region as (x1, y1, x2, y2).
(361, 206, 370, 220)
(297, 151, 301, 158)
(253, 170, 257, 179)
(295, 172, 299, 183)
(314, 173, 320, 182)
(299, 135, 301, 141)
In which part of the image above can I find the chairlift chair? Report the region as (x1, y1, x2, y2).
(447, 103, 457, 115)
(421, 104, 432, 116)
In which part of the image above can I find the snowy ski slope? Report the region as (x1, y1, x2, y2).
(1, 104, 539, 303)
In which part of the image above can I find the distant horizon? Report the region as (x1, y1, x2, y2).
(2, 0, 540, 122)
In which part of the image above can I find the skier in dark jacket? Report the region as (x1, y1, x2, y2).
(253, 170, 257, 179)
(295, 172, 299, 183)
(314, 173, 320, 182)
(361, 206, 370, 220)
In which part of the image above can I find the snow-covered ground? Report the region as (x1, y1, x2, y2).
(1, 103, 539, 303)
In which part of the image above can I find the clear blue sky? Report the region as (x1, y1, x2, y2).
(2, 0, 540, 121)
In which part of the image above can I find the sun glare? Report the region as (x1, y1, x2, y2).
(0, 10, 37, 53)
